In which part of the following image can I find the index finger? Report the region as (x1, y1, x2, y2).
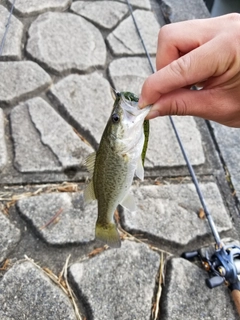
(139, 37, 230, 107)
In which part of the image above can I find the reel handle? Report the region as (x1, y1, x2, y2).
(231, 290, 240, 316)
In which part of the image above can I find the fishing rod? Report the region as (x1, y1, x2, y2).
(125, 0, 240, 316)
(0, 0, 16, 56)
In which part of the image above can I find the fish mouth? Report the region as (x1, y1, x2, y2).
(120, 93, 150, 121)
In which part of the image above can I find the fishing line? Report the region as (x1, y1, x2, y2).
(126, 0, 222, 247)
(0, 0, 16, 56)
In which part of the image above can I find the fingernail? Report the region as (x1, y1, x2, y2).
(145, 108, 160, 120)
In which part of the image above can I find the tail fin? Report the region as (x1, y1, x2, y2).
(95, 222, 121, 248)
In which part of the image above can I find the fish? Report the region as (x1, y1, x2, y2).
(84, 90, 151, 248)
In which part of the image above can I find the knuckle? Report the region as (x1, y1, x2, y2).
(158, 24, 172, 43)
(168, 56, 191, 85)
(169, 97, 188, 116)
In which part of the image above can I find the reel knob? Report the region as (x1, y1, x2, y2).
(206, 276, 225, 289)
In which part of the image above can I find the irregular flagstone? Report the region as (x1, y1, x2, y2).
(26, 12, 106, 75)
(107, 9, 160, 55)
(0, 61, 52, 105)
(118, 0, 151, 10)
(71, 1, 128, 30)
(109, 57, 155, 95)
(28, 97, 93, 169)
(162, 257, 238, 320)
(7, 0, 71, 16)
(145, 116, 205, 167)
(210, 122, 240, 201)
(0, 212, 21, 264)
(69, 241, 160, 320)
(122, 182, 232, 246)
(0, 109, 7, 171)
(10, 103, 61, 172)
(0, 261, 77, 320)
(49, 72, 113, 145)
(0, 5, 23, 60)
(17, 192, 97, 245)
(160, 0, 210, 22)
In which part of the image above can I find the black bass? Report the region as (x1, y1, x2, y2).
(84, 91, 150, 248)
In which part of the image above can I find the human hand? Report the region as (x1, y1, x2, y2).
(139, 13, 240, 127)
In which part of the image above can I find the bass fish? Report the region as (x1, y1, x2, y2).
(84, 90, 150, 248)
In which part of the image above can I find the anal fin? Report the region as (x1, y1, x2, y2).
(120, 193, 136, 212)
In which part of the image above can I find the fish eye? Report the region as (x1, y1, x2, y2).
(112, 113, 120, 123)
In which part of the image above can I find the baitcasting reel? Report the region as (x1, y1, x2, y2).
(183, 244, 240, 290)
(183, 244, 240, 315)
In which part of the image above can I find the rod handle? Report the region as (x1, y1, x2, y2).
(231, 290, 240, 316)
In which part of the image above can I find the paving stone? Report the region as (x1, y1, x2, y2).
(28, 97, 93, 169)
(71, 1, 128, 30)
(0, 109, 7, 171)
(210, 123, 240, 200)
(0, 61, 52, 106)
(26, 12, 106, 75)
(69, 241, 160, 320)
(0, 261, 77, 320)
(160, 0, 210, 22)
(118, 0, 151, 10)
(7, 0, 71, 16)
(161, 257, 238, 320)
(10, 103, 61, 172)
(109, 57, 155, 95)
(17, 192, 97, 245)
(0, 212, 21, 264)
(145, 116, 205, 167)
(122, 182, 232, 246)
(0, 5, 23, 60)
(107, 9, 160, 56)
(49, 72, 113, 145)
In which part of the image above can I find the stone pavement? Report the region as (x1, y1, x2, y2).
(0, 0, 239, 319)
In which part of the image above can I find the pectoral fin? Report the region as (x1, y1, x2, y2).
(84, 180, 96, 203)
(82, 152, 96, 178)
(135, 156, 144, 181)
(120, 193, 136, 212)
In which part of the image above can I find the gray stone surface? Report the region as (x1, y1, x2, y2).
(122, 182, 232, 246)
(161, 0, 210, 22)
(28, 97, 93, 169)
(107, 9, 160, 55)
(70, 241, 160, 320)
(0, 61, 52, 105)
(10, 103, 61, 173)
(49, 72, 113, 145)
(162, 257, 238, 320)
(17, 192, 97, 245)
(118, 0, 151, 10)
(26, 12, 106, 75)
(0, 5, 23, 60)
(0, 261, 77, 320)
(7, 0, 71, 16)
(71, 1, 128, 30)
(0, 109, 7, 171)
(0, 212, 21, 264)
(109, 57, 155, 95)
(145, 116, 205, 167)
(210, 123, 240, 200)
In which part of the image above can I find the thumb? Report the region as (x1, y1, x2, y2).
(146, 88, 232, 124)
